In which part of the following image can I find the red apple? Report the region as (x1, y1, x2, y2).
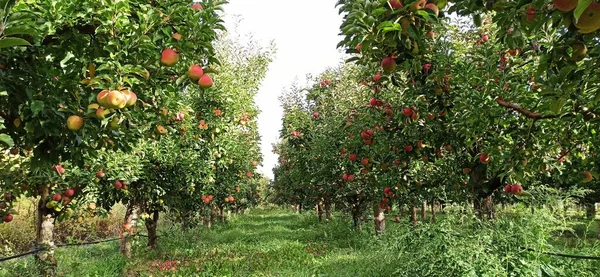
(405, 145, 413, 152)
(192, 3, 203, 10)
(381, 57, 397, 73)
(389, 0, 403, 9)
(3, 214, 13, 223)
(510, 184, 523, 195)
(161, 49, 179, 67)
(424, 3, 439, 16)
(402, 107, 413, 116)
(114, 181, 123, 190)
(65, 189, 75, 197)
(480, 154, 490, 164)
(313, 112, 319, 118)
(349, 153, 358, 162)
(53, 193, 62, 202)
(198, 74, 214, 88)
(66, 115, 84, 131)
(583, 171, 593, 183)
(96, 170, 105, 179)
(188, 65, 204, 81)
(554, 0, 577, 12)
(361, 157, 369, 166)
(373, 74, 382, 82)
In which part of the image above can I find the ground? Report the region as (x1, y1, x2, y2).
(3, 207, 401, 277)
(4, 206, 600, 277)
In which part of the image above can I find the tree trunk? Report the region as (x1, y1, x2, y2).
(145, 211, 159, 249)
(219, 206, 225, 223)
(431, 200, 437, 223)
(421, 201, 427, 222)
(373, 204, 385, 235)
(35, 185, 56, 277)
(352, 209, 362, 232)
(120, 204, 138, 258)
(298, 203, 303, 214)
(316, 202, 324, 222)
(324, 200, 332, 221)
(410, 205, 417, 225)
(295, 204, 300, 213)
(203, 215, 212, 228)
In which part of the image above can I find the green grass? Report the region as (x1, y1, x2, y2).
(4, 207, 600, 276)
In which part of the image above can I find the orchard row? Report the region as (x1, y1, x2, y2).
(272, 0, 599, 232)
(0, 1, 272, 275)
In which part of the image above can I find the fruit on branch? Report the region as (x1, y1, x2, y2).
(425, 3, 439, 17)
(53, 164, 65, 175)
(313, 112, 319, 118)
(52, 193, 62, 202)
(389, 0, 403, 9)
(161, 49, 179, 67)
(155, 125, 168, 135)
(526, 5, 536, 22)
(246, 172, 253, 178)
(95, 108, 110, 119)
(65, 189, 75, 197)
(114, 181, 123, 190)
(479, 153, 490, 164)
(349, 153, 357, 162)
(97, 90, 109, 107)
(188, 65, 204, 81)
(504, 184, 512, 193)
(106, 90, 127, 109)
(510, 184, 523, 195)
(409, 0, 426, 11)
(554, 0, 578, 12)
(575, 3, 600, 33)
(192, 3, 203, 10)
(66, 115, 84, 131)
(404, 145, 413, 152)
(109, 117, 121, 130)
(583, 171, 593, 183)
(402, 107, 413, 116)
(381, 57, 397, 73)
(400, 16, 414, 35)
(121, 90, 137, 107)
(361, 157, 369, 166)
(569, 42, 588, 61)
(198, 74, 214, 88)
(2, 214, 13, 223)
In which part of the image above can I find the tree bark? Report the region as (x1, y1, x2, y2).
(120, 204, 138, 258)
(324, 199, 332, 221)
(35, 185, 56, 277)
(421, 201, 427, 222)
(145, 211, 159, 249)
(295, 204, 300, 213)
(373, 204, 385, 235)
(316, 202, 324, 222)
(352, 210, 362, 232)
(410, 205, 417, 225)
(431, 200, 436, 223)
(219, 206, 225, 223)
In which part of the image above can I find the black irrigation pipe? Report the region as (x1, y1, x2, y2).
(0, 233, 160, 263)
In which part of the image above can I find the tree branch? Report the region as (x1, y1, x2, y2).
(495, 97, 558, 120)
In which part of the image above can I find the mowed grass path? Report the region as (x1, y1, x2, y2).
(4, 208, 398, 277)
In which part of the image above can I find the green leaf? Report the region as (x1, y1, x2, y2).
(0, 37, 30, 48)
(60, 52, 75, 67)
(0, 134, 14, 147)
(3, 26, 37, 37)
(550, 98, 566, 114)
(573, 0, 593, 22)
(30, 100, 44, 116)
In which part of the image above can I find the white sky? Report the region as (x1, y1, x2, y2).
(223, 0, 345, 179)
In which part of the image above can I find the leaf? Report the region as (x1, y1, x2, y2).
(0, 134, 14, 147)
(3, 26, 37, 37)
(550, 98, 566, 114)
(60, 52, 75, 67)
(30, 100, 44, 116)
(573, 0, 593, 22)
(0, 37, 30, 48)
